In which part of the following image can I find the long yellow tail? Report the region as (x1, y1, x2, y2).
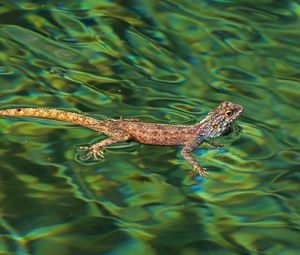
(0, 107, 104, 132)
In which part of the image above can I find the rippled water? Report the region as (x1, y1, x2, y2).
(0, 1, 299, 255)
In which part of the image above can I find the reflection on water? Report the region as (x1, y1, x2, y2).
(0, 1, 299, 254)
(3, 25, 85, 64)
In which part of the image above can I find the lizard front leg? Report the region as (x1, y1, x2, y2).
(78, 132, 132, 160)
(181, 139, 208, 177)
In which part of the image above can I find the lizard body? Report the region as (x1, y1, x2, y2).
(0, 101, 243, 177)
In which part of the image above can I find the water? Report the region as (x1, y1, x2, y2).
(0, 1, 299, 254)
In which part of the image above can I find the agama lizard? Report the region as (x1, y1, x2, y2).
(0, 101, 243, 177)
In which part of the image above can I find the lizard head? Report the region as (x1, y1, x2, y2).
(197, 101, 243, 138)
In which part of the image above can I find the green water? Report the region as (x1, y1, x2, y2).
(0, 1, 299, 254)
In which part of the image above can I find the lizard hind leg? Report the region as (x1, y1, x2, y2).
(75, 132, 132, 161)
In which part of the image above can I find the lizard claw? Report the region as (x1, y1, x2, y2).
(189, 167, 209, 178)
(75, 145, 105, 161)
(74, 144, 90, 153)
(88, 145, 105, 160)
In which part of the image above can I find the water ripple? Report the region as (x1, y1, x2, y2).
(0, 1, 299, 254)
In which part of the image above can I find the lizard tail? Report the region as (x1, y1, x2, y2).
(0, 107, 105, 132)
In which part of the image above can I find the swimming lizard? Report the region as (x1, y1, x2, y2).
(0, 101, 243, 177)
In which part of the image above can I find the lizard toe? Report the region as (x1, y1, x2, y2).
(74, 144, 90, 153)
(189, 167, 209, 178)
(90, 147, 105, 160)
(198, 168, 209, 178)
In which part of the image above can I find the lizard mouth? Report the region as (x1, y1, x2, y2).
(230, 104, 243, 121)
(236, 104, 244, 114)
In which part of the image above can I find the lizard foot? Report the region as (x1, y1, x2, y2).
(75, 144, 105, 161)
(88, 145, 105, 160)
(189, 167, 209, 178)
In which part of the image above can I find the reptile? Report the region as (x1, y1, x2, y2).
(0, 101, 243, 177)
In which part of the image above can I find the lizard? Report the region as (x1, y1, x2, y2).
(0, 101, 243, 177)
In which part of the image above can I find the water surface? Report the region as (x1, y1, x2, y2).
(0, 1, 299, 255)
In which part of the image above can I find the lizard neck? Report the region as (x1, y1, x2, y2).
(191, 119, 209, 136)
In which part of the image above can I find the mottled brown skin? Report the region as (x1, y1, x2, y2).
(0, 101, 243, 177)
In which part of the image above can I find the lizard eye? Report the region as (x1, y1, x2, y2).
(213, 124, 219, 129)
(225, 110, 233, 116)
